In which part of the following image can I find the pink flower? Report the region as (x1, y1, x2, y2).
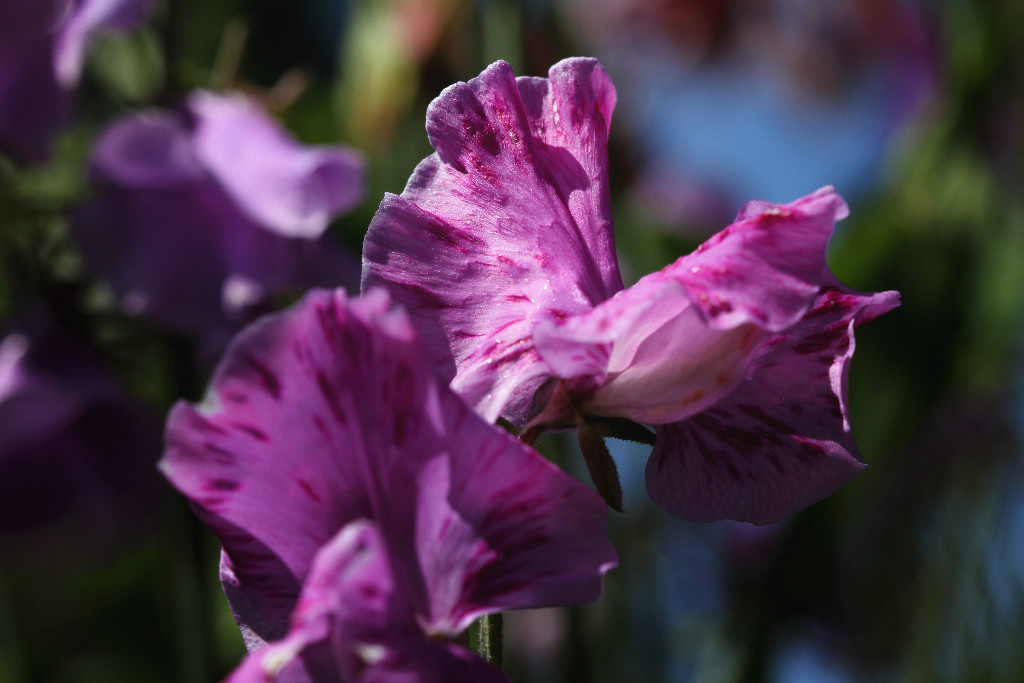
(161, 289, 617, 681)
(362, 58, 899, 524)
(74, 91, 364, 345)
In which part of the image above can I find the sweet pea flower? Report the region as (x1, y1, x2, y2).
(0, 308, 162, 537)
(361, 58, 899, 524)
(161, 288, 617, 681)
(73, 91, 364, 346)
(0, 0, 152, 161)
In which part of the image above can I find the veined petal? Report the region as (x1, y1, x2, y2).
(225, 520, 421, 683)
(362, 58, 621, 423)
(162, 288, 616, 674)
(162, 288, 431, 643)
(190, 92, 365, 239)
(414, 391, 618, 635)
(646, 286, 900, 524)
(533, 269, 765, 424)
(533, 186, 851, 424)
(675, 185, 848, 332)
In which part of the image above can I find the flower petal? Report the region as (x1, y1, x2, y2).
(89, 111, 206, 187)
(532, 187, 852, 424)
(412, 391, 619, 634)
(532, 268, 765, 424)
(162, 288, 616, 661)
(674, 185, 848, 332)
(54, 0, 153, 86)
(362, 57, 621, 423)
(75, 104, 360, 340)
(232, 518, 508, 682)
(190, 92, 365, 238)
(162, 289, 427, 643)
(646, 286, 900, 524)
(225, 520, 409, 683)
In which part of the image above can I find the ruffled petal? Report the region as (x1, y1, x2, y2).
(221, 475, 557, 683)
(162, 288, 616, 667)
(362, 58, 621, 423)
(646, 286, 900, 524)
(532, 187, 851, 424)
(190, 92, 365, 238)
(225, 520, 411, 683)
(532, 268, 764, 424)
(412, 390, 618, 634)
(672, 185, 847, 332)
(162, 289, 429, 643)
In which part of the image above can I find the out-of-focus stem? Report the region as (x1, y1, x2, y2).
(0, 567, 25, 682)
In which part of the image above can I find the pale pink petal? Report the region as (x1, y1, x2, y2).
(670, 185, 847, 332)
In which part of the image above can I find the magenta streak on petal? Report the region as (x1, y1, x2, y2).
(363, 58, 622, 425)
(231, 422, 269, 441)
(161, 287, 617, 679)
(646, 286, 899, 524)
(239, 353, 282, 400)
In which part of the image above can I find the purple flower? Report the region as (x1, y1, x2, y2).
(0, 0, 152, 161)
(161, 288, 617, 681)
(73, 91, 364, 345)
(361, 58, 900, 524)
(0, 308, 162, 537)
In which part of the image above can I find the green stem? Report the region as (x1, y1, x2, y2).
(0, 566, 25, 683)
(477, 613, 504, 669)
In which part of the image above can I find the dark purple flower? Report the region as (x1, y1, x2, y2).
(73, 91, 365, 345)
(0, 0, 152, 161)
(161, 288, 617, 681)
(362, 58, 899, 524)
(0, 309, 162, 537)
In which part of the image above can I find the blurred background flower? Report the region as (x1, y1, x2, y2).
(0, 0, 154, 162)
(1, 0, 1022, 681)
(0, 306, 162, 538)
(72, 90, 364, 353)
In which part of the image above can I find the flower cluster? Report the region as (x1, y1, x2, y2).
(160, 57, 897, 681)
(74, 90, 365, 346)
